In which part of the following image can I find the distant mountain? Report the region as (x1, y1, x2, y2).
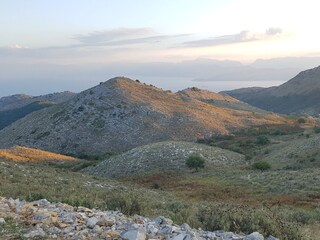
(0, 91, 76, 130)
(0, 91, 76, 111)
(222, 66, 320, 116)
(0, 77, 287, 155)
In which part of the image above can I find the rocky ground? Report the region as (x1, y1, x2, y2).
(0, 196, 278, 240)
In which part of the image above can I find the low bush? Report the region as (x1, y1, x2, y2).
(252, 161, 271, 171)
(256, 135, 270, 145)
(297, 118, 306, 124)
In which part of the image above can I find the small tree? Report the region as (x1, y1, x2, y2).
(186, 155, 205, 172)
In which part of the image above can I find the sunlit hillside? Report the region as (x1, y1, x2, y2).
(0, 146, 77, 162)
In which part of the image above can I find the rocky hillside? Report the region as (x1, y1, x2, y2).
(0, 91, 76, 130)
(0, 77, 287, 155)
(0, 146, 77, 162)
(223, 66, 320, 116)
(85, 141, 244, 178)
(0, 197, 271, 240)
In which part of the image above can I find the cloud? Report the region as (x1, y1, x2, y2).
(183, 28, 284, 48)
(265, 27, 282, 35)
(74, 28, 155, 44)
(11, 44, 29, 49)
(73, 28, 189, 47)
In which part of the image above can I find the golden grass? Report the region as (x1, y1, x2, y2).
(0, 146, 77, 162)
(115, 79, 291, 135)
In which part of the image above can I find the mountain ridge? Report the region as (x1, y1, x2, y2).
(0, 77, 288, 155)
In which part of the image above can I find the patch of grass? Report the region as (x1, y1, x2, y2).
(197, 203, 302, 240)
(0, 217, 29, 239)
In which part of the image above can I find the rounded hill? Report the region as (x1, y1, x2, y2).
(84, 141, 245, 178)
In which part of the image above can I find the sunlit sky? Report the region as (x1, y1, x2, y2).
(1, 0, 320, 96)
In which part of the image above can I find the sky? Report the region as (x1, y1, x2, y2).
(1, 0, 320, 96)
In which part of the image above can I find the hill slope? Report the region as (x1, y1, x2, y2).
(223, 66, 320, 115)
(0, 77, 287, 155)
(84, 141, 245, 178)
(0, 91, 76, 130)
(0, 146, 77, 162)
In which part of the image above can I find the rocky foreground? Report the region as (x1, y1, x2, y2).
(0, 197, 278, 240)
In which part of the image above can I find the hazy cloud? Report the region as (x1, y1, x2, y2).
(183, 28, 283, 47)
(74, 28, 155, 44)
(265, 27, 282, 35)
(74, 28, 189, 47)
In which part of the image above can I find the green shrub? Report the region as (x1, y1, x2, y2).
(186, 155, 205, 171)
(252, 161, 271, 171)
(256, 135, 270, 145)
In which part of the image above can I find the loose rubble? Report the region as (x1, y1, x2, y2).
(0, 196, 277, 239)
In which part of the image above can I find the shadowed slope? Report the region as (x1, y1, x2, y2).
(223, 66, 320, 115)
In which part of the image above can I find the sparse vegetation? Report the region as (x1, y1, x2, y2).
(191, 87, 200, 91)
(314, 127, 320, 133)
(1, 78, 320, 239)
(197, 203, 302, 240)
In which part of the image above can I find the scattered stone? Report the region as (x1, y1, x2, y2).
(266, 236, 279, 240)
(0, 196, 273, 240)
(23, 228, 46, 238)
(172, 233, 192, 240)
(121, 228, 147, 240)
(244, 232, 264, 240)
(86, 216, 99, 228)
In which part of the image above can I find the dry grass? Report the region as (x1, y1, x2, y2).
(178, 87, 240, 103)
(116, 78, 292, 133)
(0, 146, 77, 162)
